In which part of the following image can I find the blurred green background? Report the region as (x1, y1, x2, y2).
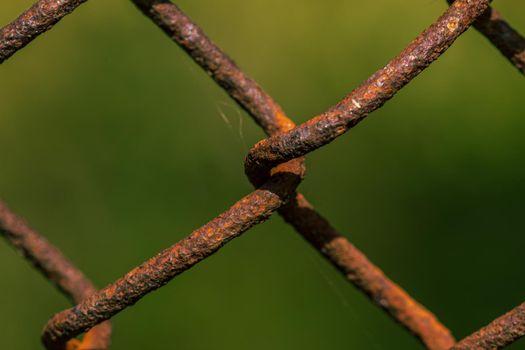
(1, 1, 524, 349)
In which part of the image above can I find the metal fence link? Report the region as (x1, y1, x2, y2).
(0, 0, 524, 349)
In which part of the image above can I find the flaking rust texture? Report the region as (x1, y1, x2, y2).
(452, 302, 525, 349)
(41, 0, 525, 349)
(473, 7, 525, 74)
(0, 0, 88, 63)
(42, 159, 304, 349)
(132, 0, 295, 137)
(128, 2, 457, 349)
(0, 0, 524, 349)
(0, 201, 112, 350)
(279, 194, 455, 350)
(447, 0, 525, 74)
(244, 0, 491, 181)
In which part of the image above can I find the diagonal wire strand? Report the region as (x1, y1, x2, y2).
(42, 1, 495, 349)
(0, 0, 89, 64)
(0, 0, 523, 349)
(42, 159, 305, 349)
(451, 302, 525, 349)
(0, 201, 112, 350)
(447, 1, 525, 74)
(129, 1, 461, 348)
(243, 0, 492, 182)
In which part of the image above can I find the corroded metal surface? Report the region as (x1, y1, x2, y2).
(244, 0, 491, 183)
(452, 302, 525, 349)
(473, 7, 525, 74)
(448, 1, 525, 74)
(0, 201, 112, 350)
(0, 0, 523, 349)
(42, 160, 304, 349)
(39, 0, 524, 349)
(129, 2, 457, 349)
(132, 0, 294, 137)
(279, 194, 456, 350)
(0, 0, 88, 63)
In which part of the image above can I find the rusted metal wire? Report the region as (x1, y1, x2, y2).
(473, 7, 525, 74)
(42, 160, 304, 349)
(448, 1, 525, 74)
(130, 2, 456, 349)
(0, 201, 112, 350)
(0, 0, 523, 349)
(131, 0, 295, 137)
(244, 0, 491, 183)
(452, 302, 525, 349)
(279, 194, 457, 350)
(41, 0, 497, 348)
(0, 0, 88, 64)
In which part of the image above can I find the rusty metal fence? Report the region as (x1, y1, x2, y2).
(1, 0, 524, 349)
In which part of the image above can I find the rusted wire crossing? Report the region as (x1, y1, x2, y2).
(1, 0, 524, 349)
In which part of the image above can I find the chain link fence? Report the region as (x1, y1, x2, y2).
(1, 0, 524, 349)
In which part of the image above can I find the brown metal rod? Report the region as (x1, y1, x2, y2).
(448, 1, 525, 74)
(0, 0, 520, 348)
(130, 2, 457, 348)
(42, 160, 304, 349)
(451, 302, 525, 349)
(0, 0, 88, 64)
(131, 0, 293, 137)
(244, 0, 491, 184)
(43, 0, 491, 348)
(279, 194, 456, 350)
(0, 201, 112, 350)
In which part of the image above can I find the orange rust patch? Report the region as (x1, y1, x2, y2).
(447, 18, 459, 32)
(274, 109, 296, 133)
(66, 339, 80, 350)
